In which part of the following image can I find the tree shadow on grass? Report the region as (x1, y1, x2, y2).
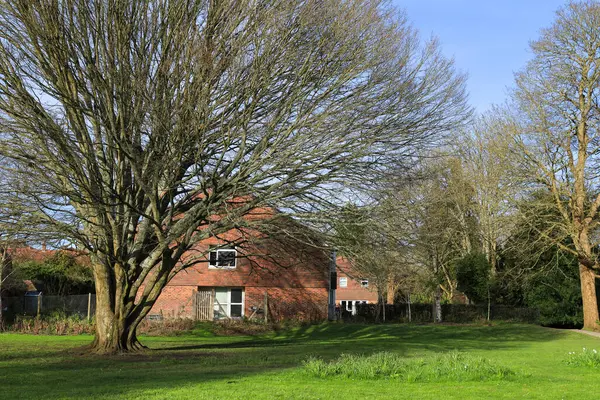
(2, 355, 289, 400)
(156, 323, 566, 355)
(0, 324, 569, 399)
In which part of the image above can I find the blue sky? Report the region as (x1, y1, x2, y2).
(396, 1, 567, 113)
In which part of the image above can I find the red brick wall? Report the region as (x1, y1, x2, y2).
(149, 226, 330, 321)
(150, 285, 197, 319)
(245, 287, 328, 322)
(151, 285, 328, 322)
(335, 257, 379, 303)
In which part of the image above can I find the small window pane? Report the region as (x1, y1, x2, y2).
(360, 279, 369, 288)
(219, 250, 236, 267)
(339, 277, 347, 288)
(215, 288, 228, 304)
(230, 305, 243, 318)
(214, 305, 227, 319)
(230, 288, 243, 304)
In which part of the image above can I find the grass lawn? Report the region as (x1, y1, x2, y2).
(0, 323, 599, 399)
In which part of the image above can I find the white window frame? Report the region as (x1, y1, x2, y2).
(213, 287, 245, 319)
(339, 277, 348, 288)
(360, 279, 369, 288)
(208, 248, 237, 269)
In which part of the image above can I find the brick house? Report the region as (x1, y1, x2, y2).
(335, 256, 379, 315)
(149, 211, 336, 322)
(6, 214, 337, 323)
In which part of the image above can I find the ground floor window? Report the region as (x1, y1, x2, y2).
(213, 287, 244, 319)
(340, 300, 368, 315)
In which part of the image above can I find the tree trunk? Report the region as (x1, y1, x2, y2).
(433, 286, 442, 323)
(0, 287, 3, 331)
(91, 288, 145, 353)
(579, 264, 599, 331)
(381, 292, 386, 323)
(0, 248, 7, 331)
(487, 287, 491, 322)
(407, 292, 411, 323)
(89, 263, 148, 354)
(387, 279, 396, 304)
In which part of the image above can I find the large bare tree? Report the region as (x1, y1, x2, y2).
(0, 0, 469, 352)
(511, 1, 600, 330)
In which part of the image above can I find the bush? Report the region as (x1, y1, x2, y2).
(8, 312, 94, 335)
(138, 318, 289, 337)
(137, 318, 196, 336)
(523, 267, 585, 329)
(455, 253, 492, 304)
(303, 351, 519, 382)
(353, 303, 539, 324)
(212, 319, 283, 336)
(15, 252, 94, 296)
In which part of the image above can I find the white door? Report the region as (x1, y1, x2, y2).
(213, 287, 244, 319)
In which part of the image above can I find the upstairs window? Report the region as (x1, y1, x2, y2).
(360, 279, 369, 288)
(339, 277, 348, 288)
(209, 248, 237, 269)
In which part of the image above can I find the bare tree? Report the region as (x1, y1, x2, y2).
(458, 113, 518, 271)
(362, 159, 478, 320)
(332, 203, 409, 320)
(0, 0, 469, 352)
(511, 1, 600, 330)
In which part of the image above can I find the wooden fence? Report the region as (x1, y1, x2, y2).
(193, 289, 214, 321)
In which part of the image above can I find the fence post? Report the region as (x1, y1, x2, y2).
(264, 292, 268, 323)
(36, 293, 42, 318)
(87, 293, 92, 322)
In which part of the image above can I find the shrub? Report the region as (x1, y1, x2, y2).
(455, 253, 492, 305)
(8, 312, 94, 335)
(137, 318, 196, 336)
(565, 348, 600, 368)
(15, 252, 94, 296)
(354, 303, 539, 324)
(303, 351, 518, 382)
(138, 318, 286, 337)
(211, 319, 279, 336)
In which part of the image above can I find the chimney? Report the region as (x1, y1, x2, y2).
(41, 241, 47, 251)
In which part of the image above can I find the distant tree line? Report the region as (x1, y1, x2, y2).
(333, 1, 600, 330)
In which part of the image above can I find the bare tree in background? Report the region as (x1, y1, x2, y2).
(351, 159, 477, 320)
(332, 203, 410, 321)
(458, 113, 518, 271)
(414, 159, 479, 319)
(511, 1, 600, 330)
(0, 0, 469, 352)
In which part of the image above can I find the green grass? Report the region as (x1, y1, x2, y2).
(303, 351, 519, 381)
(0, 323, 599, 399)
(565, 346, 600, 368)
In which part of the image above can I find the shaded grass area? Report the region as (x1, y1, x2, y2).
(0, 323, 599, 399)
